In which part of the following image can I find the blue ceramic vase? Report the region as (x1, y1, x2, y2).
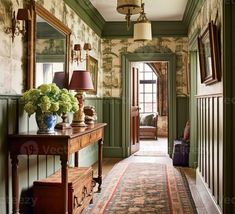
(35, 112, 57, 134)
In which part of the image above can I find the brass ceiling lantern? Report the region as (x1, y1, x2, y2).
(133, 2, 152, 42)
(117, 0, 142, 30)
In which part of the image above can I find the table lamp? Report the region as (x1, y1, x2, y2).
(52, 71, 65, 89)
(69, 70, 94, 127)
(52, 72, 71, 129)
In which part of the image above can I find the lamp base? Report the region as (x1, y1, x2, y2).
(71, 121, 87, 127)
(55, 122, 72, 130)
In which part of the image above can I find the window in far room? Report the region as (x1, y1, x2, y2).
(139, 63, 157, 114)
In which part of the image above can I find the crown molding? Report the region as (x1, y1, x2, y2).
(102, 21, 187, 38)
(182, 0, 199, 28)
(65, 0, 204, 38)
(64, 0, 106, 37)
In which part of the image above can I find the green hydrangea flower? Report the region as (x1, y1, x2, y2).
(21, 83, 78, 117)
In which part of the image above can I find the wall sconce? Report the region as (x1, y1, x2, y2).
(72, 43, 92, 66)
(5, 9, 31, 42)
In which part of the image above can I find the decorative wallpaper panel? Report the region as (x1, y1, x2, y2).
(102, 37, 188, 97)
(0, 0, 24, 94)
(188, 0, 222, 95)
(0, 0, 102, 95)
(36, 0, 103, 95)
(189, 0, 221, 38)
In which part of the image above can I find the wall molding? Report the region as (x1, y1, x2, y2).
(64, 0, 204, 38)
(102, 21, 188, 38)
(196, 169, 222, 214)
(64, 0, 105, 37)
(195, 93, 223, 98)
(121, 53, 176, 157)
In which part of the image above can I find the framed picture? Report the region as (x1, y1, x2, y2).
(87, 56, 98, 94)
(198, 21, 221, 85)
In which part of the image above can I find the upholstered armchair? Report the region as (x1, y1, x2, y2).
(139, 113, 158, 139)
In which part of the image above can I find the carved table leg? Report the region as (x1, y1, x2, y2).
(96, 139, 103, 192)
(74, 151, 78, 167)
(60, 155, 68, 214)
(10, 153, 20, 214)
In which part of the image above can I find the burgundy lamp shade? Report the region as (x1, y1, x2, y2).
(52, 72, 65, 89)
(69, 70, 94, 91)
(83, 43, 92, 51)
(17, 9, 31, 20)
(74, 44, 81, 51)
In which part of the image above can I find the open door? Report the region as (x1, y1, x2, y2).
(130, 66, 140, 154)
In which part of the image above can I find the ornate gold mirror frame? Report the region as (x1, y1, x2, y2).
(27, 1, 71, 89)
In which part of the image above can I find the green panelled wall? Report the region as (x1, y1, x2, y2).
(0, 96, 101, 214)
(85, 97, 123, 158)
(223, 3, 235, 213)
(176, 96, 189, 139)
(102, 98, 123, 157)
(197, 94, 223, 211)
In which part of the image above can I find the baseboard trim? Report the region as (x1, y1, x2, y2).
(196, 169, 222, 214)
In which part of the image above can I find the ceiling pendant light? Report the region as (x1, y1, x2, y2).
(117, 0, 142, 30)
(133, 2, 152, 42)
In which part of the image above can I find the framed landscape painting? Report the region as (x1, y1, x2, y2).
(198, 21, 221, 85)
(87, 56, 98, 94)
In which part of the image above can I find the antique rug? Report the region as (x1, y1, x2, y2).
(133, 150, 167, 157)
(86, 162, 197, 214)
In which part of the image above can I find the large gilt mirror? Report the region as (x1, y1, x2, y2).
(27, 1, 71, 89)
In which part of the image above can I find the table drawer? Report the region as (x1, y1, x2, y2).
(33, 167, 93, 214)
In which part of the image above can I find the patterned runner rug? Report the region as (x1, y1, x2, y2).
(87, 162, 197, 214)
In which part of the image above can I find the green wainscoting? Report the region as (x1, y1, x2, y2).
(85, 97, 123, 158)
(223, 3, 235, 213)
(176, 96, 189, 138)
(0, 95, 103, 214)
(102, 98, 123, 157)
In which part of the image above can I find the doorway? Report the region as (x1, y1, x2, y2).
(121, 53, 176, 157)
(134, 62, 168, 154)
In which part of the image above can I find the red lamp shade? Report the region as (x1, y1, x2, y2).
(52, 72, 65, 89)
(69, 70, 93, 91)
(74, 44, 81, 51)
(83, 43, 92, 51)
(17, 9, 31, 20)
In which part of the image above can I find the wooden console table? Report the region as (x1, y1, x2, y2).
(8, 123, 107, 214)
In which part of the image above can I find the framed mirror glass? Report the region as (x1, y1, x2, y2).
(27, 2, 71, 89)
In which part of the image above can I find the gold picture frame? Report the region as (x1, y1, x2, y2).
(87, 56, 98, 94)
(198, 21, 221, 85)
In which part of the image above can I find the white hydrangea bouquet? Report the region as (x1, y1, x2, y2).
(21, 83, 78, 133)
(21, 83, 78, 116)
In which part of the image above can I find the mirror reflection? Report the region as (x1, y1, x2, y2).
(35, 15, 66, 88)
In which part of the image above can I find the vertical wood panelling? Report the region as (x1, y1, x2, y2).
(176, 97, 189, 138)
(201, 98, 205, 177)
(209, 98, 214, 192)
(86, 97, 123, 157)
(0, 99, 8, 214)
(0, 96, 63, 214)
(198, 98, 201, 172)
(102, 98, 123, 157)
(218, 97, 223, 208)
(196, 94, 223, 210)
(213, 97, 218, 203)
(207, 97, 210, 188)
(113, 98, 122, 147)
(204, 98, 208, 183)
